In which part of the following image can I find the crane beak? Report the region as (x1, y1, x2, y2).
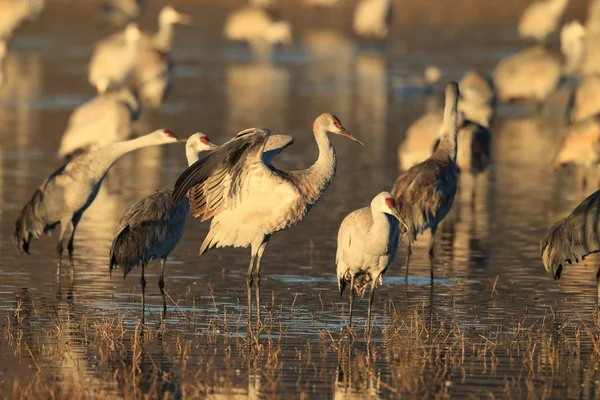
(339, 127, 363, 145)
(390, 207, 409, 231)
(208, 141, 219, 150)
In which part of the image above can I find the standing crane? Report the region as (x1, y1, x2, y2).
(14, 129, 181, 268)
(336, 192, 407, 333)
(172, 114, 362, 326)
(541, 190, 600, 302)
(89, 23, 141, 93)
(110, 133, 218, 323)
(132, 6, 190, 108)
(391, 82, 460, 282)
(493, 21, 585, 107)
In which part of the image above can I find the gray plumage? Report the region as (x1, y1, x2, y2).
(15, 129, 181, 267)
(172, 113, 362, 325)
(391, 82, 460, 281)
(89, 23, 141, 93)
(58, 88, 140, 160)
(109, 133, 217, 321)
(493, 21, 585, 105)
(540, 190, 600, 299)
(336, 192, 406, 332)
(433, 118, 492, 202)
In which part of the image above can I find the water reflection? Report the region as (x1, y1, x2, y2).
(225, 62, 290, 135)
(335, 342, 381, 400)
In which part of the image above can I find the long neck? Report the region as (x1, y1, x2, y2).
(369, 209, 391, 238)
(185, 147, 200, 166)
(432, 96, 458, 163)
(562, 37, 585, 75)
(153, 21, 174, 52)
(296, 125, 336, 205)
(84, 134, 163, 180)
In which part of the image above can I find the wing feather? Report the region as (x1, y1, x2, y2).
(173, 128, 295, 221)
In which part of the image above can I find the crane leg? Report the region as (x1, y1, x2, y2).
(404, 241, 412, 282)
(367, 279, 377, 338)
(56, 219, 72, 269)
(159, 258, 167, 320)
(429, 227, 437, 282)
(348, 274, 355, 328)
(67, 214, 82, 269)
(140, 263, 146, 325)
(246, 254, 257, 329)
(254, 236, 270, 326)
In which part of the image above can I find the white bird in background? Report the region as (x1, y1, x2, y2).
(494, 21, 586, 107)
(58, 88, 140, 160)
(224, 6, 292, 57)
(172, 114, 362, 326)
(336, 192, 407, 333)
(392, 82, 460, 281)
(541, 190, 600, 301)
(353, 0, 392, 39)
(109, 133, 218, 323)
(518, 0, 569, 42)
(89, 23, 141, 93)
(14, 129, 181, 267)
(552, 115, 600, 189)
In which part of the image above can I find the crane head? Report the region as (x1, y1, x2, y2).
(318, 113, 363, 145)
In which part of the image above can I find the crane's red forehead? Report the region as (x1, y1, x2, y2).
(200, 136, 209, 144)
(164, 129, 176, 138)
(385, 197, 395, 208)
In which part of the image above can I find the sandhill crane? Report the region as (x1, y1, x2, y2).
(0, 0, 44, 42)
(458, 70, 496, 128)
(552, 116, 600, 189)
(143, 6, 191, 52)
(434, 120, 491, 202)
(541, 190, 600, 301)
(336, 192, 407, 333)
(224, 6, 292, 57)
(353, 0, 392, 39)
(392, 82, 459, 281)
(110, 133, 218, 322)
(568, 75, 600, 124)
(100, 0, 143, 27)
(89, 23, 141, 93)
(14, 129, 181, 268)
(494, 21, 585, 107)
(518, 0, 569, 42)
(172, 114, 362, 326)
(58, 88, 140, 160)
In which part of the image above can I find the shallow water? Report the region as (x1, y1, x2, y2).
(0, 0, 599, 399)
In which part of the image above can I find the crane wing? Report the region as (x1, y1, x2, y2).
(172, 128, 295, 221)
(541, 190, 600, 279)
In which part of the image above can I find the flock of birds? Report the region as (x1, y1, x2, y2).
(2, 0, 600, 333)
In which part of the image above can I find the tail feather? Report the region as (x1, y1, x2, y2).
(109, 225, 145, 278)
(14, 189, 51, 254)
